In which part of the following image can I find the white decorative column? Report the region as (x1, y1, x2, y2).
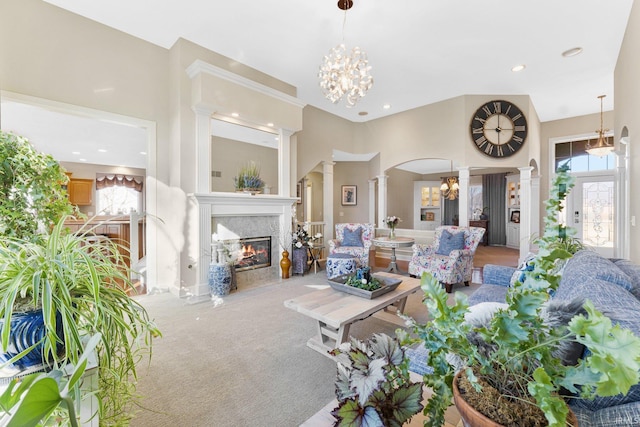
(377, 175, 388, 228)
(278, 129, 293, 197)
(615, 148, 628, 258)
(323, 161, 335, 239)
(193, 106, 215, 193)
(368, 179, 376, 225)
(530, 174, 541, 252)
(458, 167, 470, 226)
(518, 166, 533, 263)
(193, 106, 215, 297)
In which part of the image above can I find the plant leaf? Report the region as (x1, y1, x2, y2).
(5, 377, 62, 427)
(390, 383, 424, 424)
(332, 399, 382, 427)
(351, 358, 386, 403)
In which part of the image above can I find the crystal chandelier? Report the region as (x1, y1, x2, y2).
(585, 94, 614, 157)
(318, 0, 373, 108)
(440, 161, 459, 200)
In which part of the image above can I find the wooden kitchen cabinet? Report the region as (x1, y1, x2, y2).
(68, 178, 94, 206)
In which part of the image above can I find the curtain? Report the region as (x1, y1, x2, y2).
(442, 197, 459, 225)
(482, 173, 506, 245)
(96, 174, 143, 192)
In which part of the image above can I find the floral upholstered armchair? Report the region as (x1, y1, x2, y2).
(408, 225, 485, 293)
(328, 223, 374, 267)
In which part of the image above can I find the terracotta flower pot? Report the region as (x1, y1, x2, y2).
(453, 371, 578, 427)
(453, 371, 502, 427)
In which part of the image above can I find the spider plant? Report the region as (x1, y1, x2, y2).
(0, 216, 161, 425)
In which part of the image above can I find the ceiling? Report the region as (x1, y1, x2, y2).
(1, 1, 634, 172)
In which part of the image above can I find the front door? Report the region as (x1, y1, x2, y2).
(566, 175, 615, 258)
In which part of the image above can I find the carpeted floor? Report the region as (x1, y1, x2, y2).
(131, 273, 482, 426)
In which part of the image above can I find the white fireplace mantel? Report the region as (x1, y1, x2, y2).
(190, 192, 297, 297)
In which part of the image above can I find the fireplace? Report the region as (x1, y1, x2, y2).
(227, 236, 272, 272)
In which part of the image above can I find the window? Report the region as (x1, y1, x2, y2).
(95, 174, 143, 215)
(97, 186, 141, 215)
(469, 176, 483, 219)
(554, 137, 615, 173)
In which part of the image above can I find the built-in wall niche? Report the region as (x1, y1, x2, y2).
(210, 119, 279, 194)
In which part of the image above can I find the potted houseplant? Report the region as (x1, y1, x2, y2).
(0, 217, 161, 425)
(330, 333, 424, 426)
(233, 161, 264, 193)
(0, 130, 77, 241)
(400, 167, 640, 427)
(0, 131, 160, 425)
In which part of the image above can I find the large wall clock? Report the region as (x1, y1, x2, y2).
(470, 100, 528, 158)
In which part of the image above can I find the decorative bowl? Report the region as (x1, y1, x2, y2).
(328, 274, 402, 299)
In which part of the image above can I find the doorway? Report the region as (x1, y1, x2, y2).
(566, 175, 615, 258)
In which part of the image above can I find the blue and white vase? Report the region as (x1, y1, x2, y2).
(209, 263, 232, 296)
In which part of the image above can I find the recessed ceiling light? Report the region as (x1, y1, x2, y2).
(79, 158, 87, 162)
(231, 112, 239, 117)
(98, 149, 107, 153)
(72, 151, 80, 155)
(562, 47, 583, 57)
(267, 122, 274, 127)
(383, 104, 391, 110)
(358, 111, 368, 116)
(511, 64, 526, 72)
(140, 151, 147, 155)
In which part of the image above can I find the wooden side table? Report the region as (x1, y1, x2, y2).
(372, 237, 414, 274)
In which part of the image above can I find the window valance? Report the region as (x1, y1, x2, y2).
(96, 174, 143, 192)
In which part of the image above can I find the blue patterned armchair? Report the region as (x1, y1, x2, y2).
(408, 225, 485, 293)
(328, 223, 374, 267)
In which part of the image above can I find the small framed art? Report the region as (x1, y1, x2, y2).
(511, 210, 520, 223)
(341, 185, 357, 206)
(296, 182, 302, 204)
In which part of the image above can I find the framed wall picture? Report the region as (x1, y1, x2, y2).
(511, 210, 520, 223)
(341, 185, 357, 206)
(425, 211, 435, 221)
(296, 182, 302, 204)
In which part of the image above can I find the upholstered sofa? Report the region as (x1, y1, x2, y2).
(466, 250, 640, 426)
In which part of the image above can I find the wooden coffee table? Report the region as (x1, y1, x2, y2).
(284, 272, 421, 358)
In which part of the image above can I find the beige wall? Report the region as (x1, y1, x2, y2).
(0, 0, 175, 289)
(615, 0, 640, 263)
(210, 137, 278, 193)
(333, 162, 371, 224)
(386, 168, 421, 227)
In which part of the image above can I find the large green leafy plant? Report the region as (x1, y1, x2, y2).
(400, 167, 640, 427)
(0, 217, 161, 425)
(330, 333, 424, 427)
(0, 131, 75, 240)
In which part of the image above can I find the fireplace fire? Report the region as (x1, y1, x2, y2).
(228, 236, 271, 272)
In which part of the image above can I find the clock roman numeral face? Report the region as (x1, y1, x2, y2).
(469, 100, 528, 158)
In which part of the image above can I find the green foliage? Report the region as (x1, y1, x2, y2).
(0, 334, 101, 427)
(233, 160, 264, 190)
(0, 131, 76, 241)
(0, 217, 161, 425)
(401, 166, 640, 427)
(330, 333, 424, 427)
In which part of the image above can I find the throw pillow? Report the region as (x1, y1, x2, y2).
(509, 252, 537, 286)
(342, 227, 364, 247)
(436, 229, 465, 256)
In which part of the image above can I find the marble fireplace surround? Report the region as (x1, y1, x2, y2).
(192, 192, 297, 296)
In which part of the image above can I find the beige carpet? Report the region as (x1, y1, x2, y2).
(131, 273, 481, 426)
